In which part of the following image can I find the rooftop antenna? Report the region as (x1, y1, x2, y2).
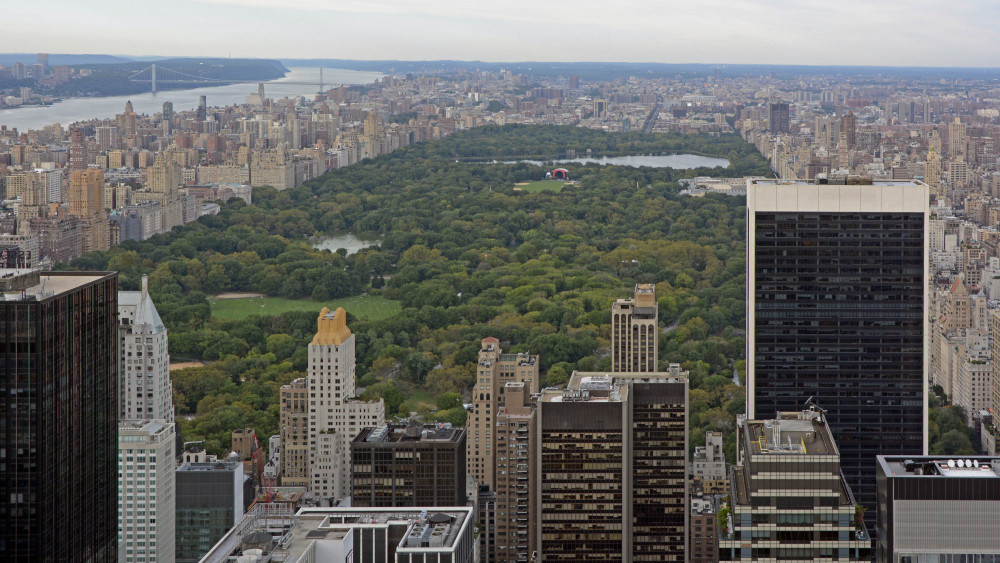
(804, 396, 828, 416)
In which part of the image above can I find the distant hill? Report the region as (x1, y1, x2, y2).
(0, 53, 135, 66)
(281, 58, 1000, 81)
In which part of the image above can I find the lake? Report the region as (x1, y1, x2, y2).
(312, 233, 381, 255)
(0, 67, 385, 131)
(508, 154, 730, 169)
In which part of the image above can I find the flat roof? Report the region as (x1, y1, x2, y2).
(0, 270, 112, 301)
(878, 456, 1000, 478)
(743, 411, 837, 456)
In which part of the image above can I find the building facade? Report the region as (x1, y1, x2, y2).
(118, 420, 176, 563)
(0, 270, 119, 561)
(719, 410, 871, 562)
(876, 456, 1000, 562)
(747, 178, 929, 528)
(611, 283, 659, 372)
(536, 372, 688, 562)
(351, 423, 466, 508)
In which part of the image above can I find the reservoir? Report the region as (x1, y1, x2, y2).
(0, 67, 385, 131)
(510, 154, 730, 169)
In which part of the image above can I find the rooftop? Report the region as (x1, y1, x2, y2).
(878, 456, 1000, 478)
(0, 269, 111, 301)
(198, 505, 473, 563)
(744, 410, 837, 456)
(352, 423, 464, 445)
(541, 371, 686, 403)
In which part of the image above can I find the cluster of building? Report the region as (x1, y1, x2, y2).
(0, 53, 74, 108)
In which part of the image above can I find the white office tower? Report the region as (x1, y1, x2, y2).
(307, 307, 385, 503)
(118, 275, 173, 422)
(118, 420, 175, 563)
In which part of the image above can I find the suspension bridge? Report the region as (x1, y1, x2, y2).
(127, 64, 333, 94)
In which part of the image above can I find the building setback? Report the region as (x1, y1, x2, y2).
(351, 422, 466, 508)
(0, 270, 118, 562)
(747, 178, 929, 529)
(876, 456, 1000, 561)
(536, 371, 688, 562)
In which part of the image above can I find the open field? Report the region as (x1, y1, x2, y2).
(513, 180, 570, 193)
(209, 295, 401, 321)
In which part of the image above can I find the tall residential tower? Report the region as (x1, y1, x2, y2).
(611, 283, 658, 372)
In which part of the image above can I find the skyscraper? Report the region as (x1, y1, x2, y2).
(118, 275, 173, 422)
(279, 377, 309, 487)
(719, 410, 871, 561)
(351, 422, 467, 507)
(611, 283, 658, 372)
(768, 102, 790, 134)
(307, 307, 384, 503)
(536, 371, 688, 561)
(70, 126, 88, 173)
(68, 169, 110, 253)
(467, 337, 539, 491)
(0, 270, 119, 561)
(746, 177, 929, 529)
(876, 456, 1000, 561)
(162, 101, 173, 133)
(118, 420, 175, 563)
(493, 381, 537, 563)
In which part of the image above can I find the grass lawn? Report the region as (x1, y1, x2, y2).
(513, 180, 570, 193)
(209, 295, 401, 321)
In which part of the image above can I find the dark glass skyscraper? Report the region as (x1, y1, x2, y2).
(746, 178, 928, 530)
(0, 270, 118, 561)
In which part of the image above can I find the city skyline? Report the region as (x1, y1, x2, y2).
(3, 0, 1000, 67)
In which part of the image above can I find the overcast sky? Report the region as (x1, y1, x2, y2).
(4, 0, 1000, 67)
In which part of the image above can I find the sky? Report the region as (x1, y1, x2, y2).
(3, 0, 1000, 67)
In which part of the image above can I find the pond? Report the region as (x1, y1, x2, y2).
(312, 233, 381, 255)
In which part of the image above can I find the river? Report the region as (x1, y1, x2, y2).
(508, 154, 730, 169)
(0, 67, 385, 131)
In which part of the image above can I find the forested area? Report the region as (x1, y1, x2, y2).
(68, 125, 772, 460)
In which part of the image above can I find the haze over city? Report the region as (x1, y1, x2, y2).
(4, 0, 1000, 66)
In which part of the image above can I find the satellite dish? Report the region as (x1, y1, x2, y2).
(948, 459, 956, 468)
(974, 460, 980, 468)
(966, 459, 973, 468)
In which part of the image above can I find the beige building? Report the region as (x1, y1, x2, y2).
(68, 169, 109, 253)
(251, 145, 295, 191)
(279, 377, 309, 487)
(493, 382, 537, 563)
(307, 307, 384, 503)
(467, 337, 539, 491)
(611, 283, 659, 372)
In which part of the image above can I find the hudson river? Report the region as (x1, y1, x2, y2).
(0, 67, 384, 131)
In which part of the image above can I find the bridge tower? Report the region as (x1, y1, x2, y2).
(151, 64, 157, 95)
